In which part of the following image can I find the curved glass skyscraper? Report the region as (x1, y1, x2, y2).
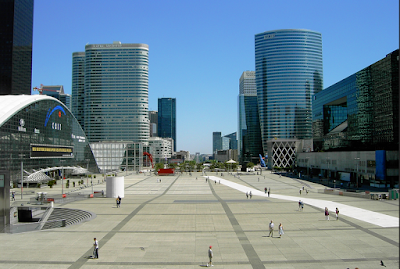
(75, 42, 150, 143)
(255, 29, 323, 152)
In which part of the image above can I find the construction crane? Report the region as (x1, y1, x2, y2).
(33, 84, 44, 94)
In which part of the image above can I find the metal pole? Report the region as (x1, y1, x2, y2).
(62, 165, 64, 195)
(21, 160, 23, 200)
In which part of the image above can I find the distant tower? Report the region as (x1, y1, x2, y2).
(255, 29, 323, 151)
(149, 111, 158, 137)
(212, 132, 222, 153)
(158, 98, 176, 151)
(72, 42, 150, 143)
(0, 0, 34, 95)
(238, 71, 263, 163)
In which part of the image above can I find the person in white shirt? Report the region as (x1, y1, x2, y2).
(269, 220, 274, 237)
(93, 238, 99, 259)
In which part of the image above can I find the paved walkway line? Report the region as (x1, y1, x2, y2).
(209, 180, 265, 269)
(205, 176, 399, 228)
(68, 175, 181, 269)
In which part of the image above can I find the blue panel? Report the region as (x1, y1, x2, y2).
(375, 150, 386, 180)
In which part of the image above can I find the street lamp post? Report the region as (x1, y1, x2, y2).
(354, 157, 360, 189)
(18, 154, 25, 199)
(60, 160, 65, 196)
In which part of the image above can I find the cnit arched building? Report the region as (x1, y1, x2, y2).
(0, 95, 99, 184)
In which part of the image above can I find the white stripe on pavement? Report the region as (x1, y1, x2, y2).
(205, 176, 399, 228)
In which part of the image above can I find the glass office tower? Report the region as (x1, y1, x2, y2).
(255, 29, 323, 152)
(158, 98, 176, 151)
(238, 71, 263, 164)
(0, 0, 33, 95)
(72, 42, 150, 143)
(71, 52, 85, 130)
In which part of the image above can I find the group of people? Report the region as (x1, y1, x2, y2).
(268, 220, 284, 238)
(324, 207, 340, 220)
(264, 187, 270, 197)
(246, 191, 252, 199)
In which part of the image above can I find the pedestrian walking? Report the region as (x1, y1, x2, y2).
(268, 220, 274, 237)
(299, 189, 302, 195)
(116, 197, 120, 208)
(335, 207, 339, 220)
(268, 188, 270, 197)
(325, 207, 330, 220)
(298, 200, 302, 210)
(264, 187, 267, 194)
(301, 201, 304, 211)
(279, 223, 284, 237)
(207, 246, 213, 267)
(93, 238, 99, 259)
(101, 190, 104, 197)
(246, 192, 249, 199)
(11, 192, 15, 201)
(249, 191, 252, 199)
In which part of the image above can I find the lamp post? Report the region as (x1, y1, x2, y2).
(354, 157, 360, 189)
(18, 154, 25, 199)
(60, 159, 65, 195)
(85, 159, 90, 187)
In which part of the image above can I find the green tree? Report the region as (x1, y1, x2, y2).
(247, 162, 255, 169)
(154, 163, 164, 173)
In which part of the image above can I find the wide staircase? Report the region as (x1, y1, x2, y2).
(41, 208, 95, 230)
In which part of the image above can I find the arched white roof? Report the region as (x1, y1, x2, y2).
(0, 95, 62, 126)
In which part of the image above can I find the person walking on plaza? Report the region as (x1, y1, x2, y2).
(268, 220, 274, 237)
(93, 238, 99, 259)
(279, 223, 284, 237)
(268, 188, 270, 197)
(207, 246, 213, 267)
(325, 207, 330, 220)
(249, 191, 252, 199)
(264, 187, 267, 194)
(335, 207, 339, 220)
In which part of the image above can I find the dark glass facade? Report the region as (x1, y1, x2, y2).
(0, 95, 99, 183)
(0, 0, 33, 95)
(158, 98, 176, 151)
(255, 29, 323, 152)
(312, 49, 399, 151)
(212, 132, 221, 153)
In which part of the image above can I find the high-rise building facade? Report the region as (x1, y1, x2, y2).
(255, 29, 323, 153)
(158, 98, 176, 151)
(72, 42, 150, 143)
(238, 71, 263, 164)
(149, 110, 158, 137)
(212, 132, 222, 153)
(71, 52, 85, 130)
(313, 49, 399, 151)
(0, 0, 33, 95)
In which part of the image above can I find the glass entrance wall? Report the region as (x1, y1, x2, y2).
(0, 95, 99, 183)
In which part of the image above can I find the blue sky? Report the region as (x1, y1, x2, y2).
(31, 0, 399, 154)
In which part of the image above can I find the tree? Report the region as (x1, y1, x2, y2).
(247, 162, 255, 169)
(154, 163, 164, 173)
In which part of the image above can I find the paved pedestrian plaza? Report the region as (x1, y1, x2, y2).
(0, 171, 398, 268)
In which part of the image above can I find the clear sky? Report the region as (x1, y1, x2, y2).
(31, 0, 399, 154)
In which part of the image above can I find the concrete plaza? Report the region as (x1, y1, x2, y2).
(0, 171, 398, 269)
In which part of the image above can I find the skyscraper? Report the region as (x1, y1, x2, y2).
(255, 29, 323, 152)
(72, 42, 150, 143)
(238, 71, 263, 164)
(213, 132, 222, 153)
(158, 98, 176, 151)
(0, 0, 33, 95)
(71, 52, 85, 130)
